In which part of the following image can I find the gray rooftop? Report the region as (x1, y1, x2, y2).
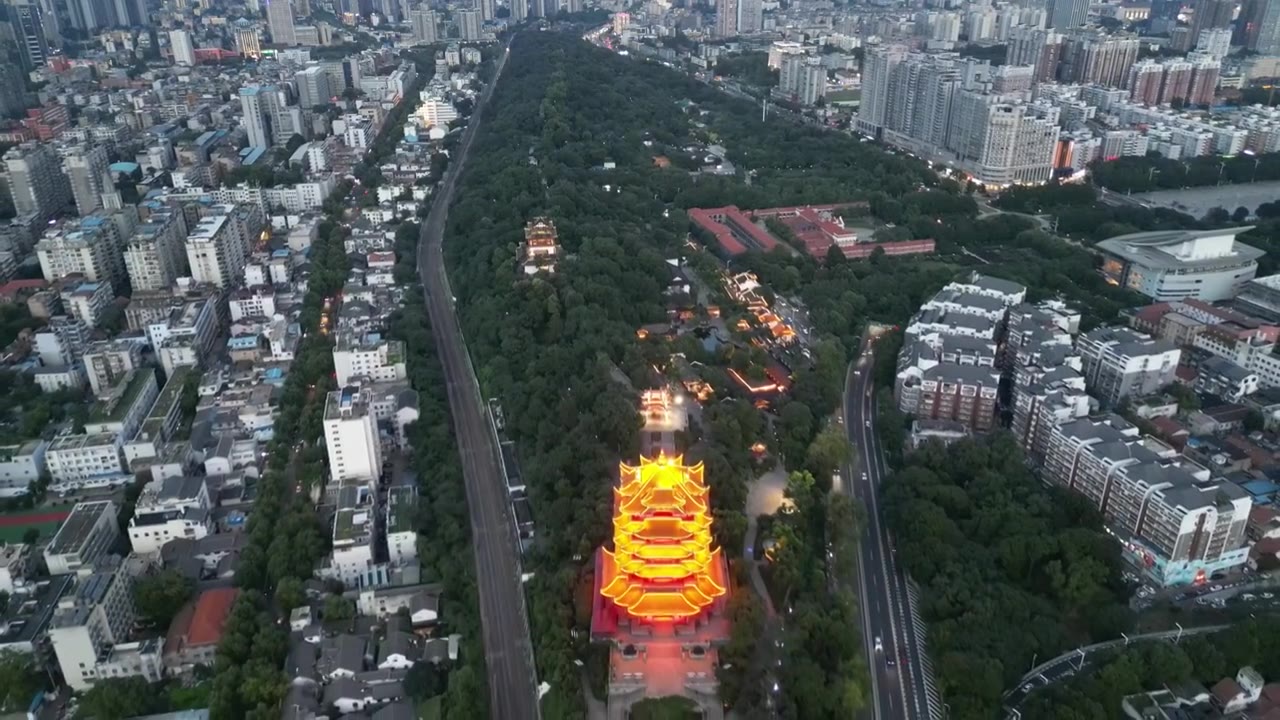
(1097, 226, 1264, 271)
(46, 501, 114, 557)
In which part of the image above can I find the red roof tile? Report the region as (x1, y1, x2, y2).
(187, 588, 239, 647)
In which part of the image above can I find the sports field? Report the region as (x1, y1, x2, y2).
(0, 509, 70, 544)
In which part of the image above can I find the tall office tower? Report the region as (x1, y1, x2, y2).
(714, 0, 738, 37)
(855, 45, 908, 138)
(1061, 30, 1139, 87)
(1006, 26, 1063, 83)
(266, 0, 296, 45)
(1187, 54, 1221, 106)
(1127, 60, 1163, 105)
(1158, 60, 1193, 105)
(63, 146, 110, 217)
(169, 29, 195, 65)
(1189, 0, 1236, 41)
(1196, 27, 1232, 59)
(737, 0, 761, 33)
(1046, 0, 1088, 28)
(239, 85, 276, 149)
(510, 0, 527, 21)
(457, 9, 480, 40)
(1241, 0, 1280, 54)
(479, 0, 495, 20)
(234, 24, 262, 58)
(10, 0, 51, 71)
(410, 8, 437, 43)
(295, 66, 332, 108)
(4, 143, 70, 220)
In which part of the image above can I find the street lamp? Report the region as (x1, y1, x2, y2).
(1175, 622, 1184, 643)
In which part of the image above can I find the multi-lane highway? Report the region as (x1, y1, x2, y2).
(416, 38, 541, 720)
(843, 340, 941, 720)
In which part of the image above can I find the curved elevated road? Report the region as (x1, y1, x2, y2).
(415, 38, 541, 720)
(1003, 624, 1228, 715)
(843, 340, 940, 720)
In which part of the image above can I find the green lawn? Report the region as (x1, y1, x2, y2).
(0, 520, 60, 544)
(417, 696, 442, 720)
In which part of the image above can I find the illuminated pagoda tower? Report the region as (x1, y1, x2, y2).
(592, 390, 730, 718)
(598, 453, 729, 622)
(521, 217, 559, 275)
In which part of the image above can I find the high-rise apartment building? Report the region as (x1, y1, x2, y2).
(295, 66, 332, 109)
(169, 29, 195, 65)
(410, 8, 437, 43)
(1042, 415, 1251, 586)
(1159, 60, 1194, 105)
(510, 0, 527, 21)
(948, 92, 1060, 185)
(737, 0, 762, 33)
(239, 85, 277, 149)
(125, 206, 188, 292)
(1187, 54, 1220, 106)
(1060, 29, 1140, 87)
(479, 0, 495, 20)
(1077, 326, 1180, 407)
(715, 0, 739, 37)
(1195, 27, 1232, 59)
(36, 209, 135, 292)
(1189, 0, 1236, 42)
(1006, 26, 1064, 83)
(1046, 0, 1089, 28)
(1127, 60, 1164, 105)
(266, 0, 296, 45)
(184, 204, 261, 289)
(63, 145, 111, 218)
(797, 56, 826, 106)
(1242, 0, 1280, 54)
(324, 387, 383, 484)
(4, 142, 71, 220)
(458, 9, 481, 40)
(855, 45, 908, 137)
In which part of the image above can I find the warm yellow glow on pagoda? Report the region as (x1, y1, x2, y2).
(599, 453, 727, 621)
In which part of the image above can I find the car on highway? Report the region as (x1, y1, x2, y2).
(1210, 584, 1223, 592)
(865, 420, 872, 427)
(874, 636, 883, 652)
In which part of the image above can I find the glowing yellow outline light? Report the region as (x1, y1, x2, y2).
(599, 453, 727, 621)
